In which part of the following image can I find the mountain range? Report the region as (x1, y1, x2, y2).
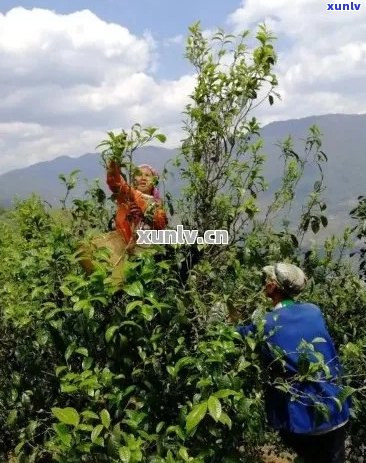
(1, 113, 365, 234)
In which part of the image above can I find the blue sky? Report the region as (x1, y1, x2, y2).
(1, 1, 366, 173)
(0, 0, 241, 79)
(0, 0, 240, 36)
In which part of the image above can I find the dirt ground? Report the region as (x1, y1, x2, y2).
(261, 446, 294, 463)
(262, 456, 293, 463)
(7, 449, 294, 463)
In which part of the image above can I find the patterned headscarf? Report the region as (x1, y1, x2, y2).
(137, 164, 161, 201)
(263, 263, 307, 296)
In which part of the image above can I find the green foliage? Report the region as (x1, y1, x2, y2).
(0, 205, 266, 461)
(59, 170, 81, 209)
(178, 23, 278, 240)
(350, 195, 366, 281)
(264, 125, 328, 245)
(98, 124, 166, 185)
(0, 22, 366, 463)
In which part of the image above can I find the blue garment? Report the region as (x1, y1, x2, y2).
(237, 302, 350, 434)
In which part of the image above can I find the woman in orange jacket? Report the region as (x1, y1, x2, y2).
(107, 161, 168, 249)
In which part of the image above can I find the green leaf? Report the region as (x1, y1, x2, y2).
(73, 299, 92, 312)
(14, 441, 25, 455)
(91, 424, 104, 443)
(174, 357, 195, 376)
(314, 180, 321, 191)
(144, 126, 157, 136)
(166, 366, 175, 376)
(65, 342, 76, 361)
(166, 450, 175, 463)
(142, 304, 154, 321)
(107, 432, 120, 458)
(332, 397, 343, 412)
(82, 357, 93, 370)
(91, 295, 107, 305)
(123, 281, 144, 297)
(208, 396, 222, 422)
(178, 447, 189, 461)
(27, 420, 38, 435)
(76, 443, 92, 452)
(311, 218, 320, 234)
(60, 384, 78, 393)
(337, 385, 355, 404)
(52, 407, 80, 427)
(297, 355, 310, 376)
(58, 431, 72, 447)
(119, 446, 131, 463)
(6, 409, 18, 427)
(81, 410, 100, 420)
(70, 169, 81, 178)
(126, 300, 143, 315)
(218, 411, 232, 429)
(197, 377, 213, 388)
(213, 389, 240, 399)
(55, 366, 67, 377)
(290, 234, 299, 248)
(314, 402, 330, 423)
(45, 308, 64, 320)
(246, 336, 256, 351)
(156, 421, 165, 433)
(312, 337, 326, 344)
(60, 285, 73, 296)
(320, 215, 328, 227)
(186, 402, 207, 432)
(78, 424, 93, 432)
(156, 133, 167, 143)
(100, 409, 111, 429)
(120, 321, 143, 331)
(105, 325, 119, 343)
(157, 261, 170, 270)
(75, 347, 88, 357)
(93, 436, 104, 447)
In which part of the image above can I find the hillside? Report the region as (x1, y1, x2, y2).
(261, 114, 366, 220)
(0, 147, 180, 207)
(1, 113, 365, 232)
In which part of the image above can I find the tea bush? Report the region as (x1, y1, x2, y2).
(0, 23, 365, 463)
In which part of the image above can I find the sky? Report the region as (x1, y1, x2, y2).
(1, 0, 366, 174)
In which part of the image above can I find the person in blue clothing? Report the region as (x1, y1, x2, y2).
(237, 263, 350, 463)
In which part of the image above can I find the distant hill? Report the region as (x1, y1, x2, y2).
(261, 113, 366, 211)
(0, 147, 180, 207)
(260, 113, 366, 234)
(1, 113, 365, 233)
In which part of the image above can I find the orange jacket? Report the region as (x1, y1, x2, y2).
(107, 161, 168, 245)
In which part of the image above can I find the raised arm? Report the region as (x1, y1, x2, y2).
(106, 160, 131, 197)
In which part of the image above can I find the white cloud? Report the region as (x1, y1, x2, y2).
(0, 7, 194, 174)
(163, 34, 184, 46)
(2, 3, 366, 175)
(228, 0, 366, 124)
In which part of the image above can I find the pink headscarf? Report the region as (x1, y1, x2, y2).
(138, 164, 161, 201)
